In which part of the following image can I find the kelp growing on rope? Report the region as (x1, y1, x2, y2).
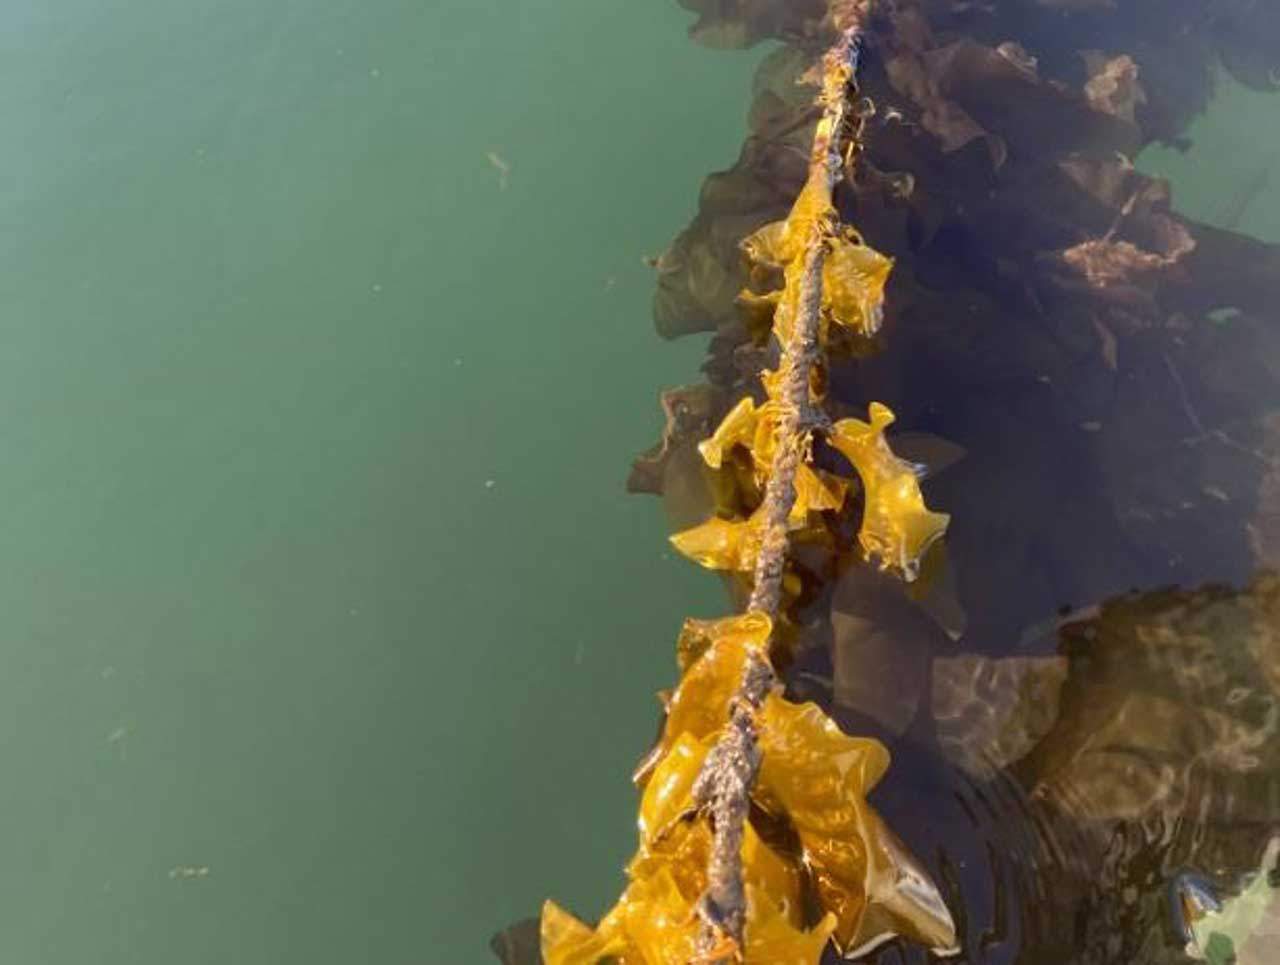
(640, 0, 1280, 657)
(540, 6, 957, 963)
(602, 2, 1280, 963)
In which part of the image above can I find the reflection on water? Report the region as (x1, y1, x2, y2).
(818, 574, 1280, 963)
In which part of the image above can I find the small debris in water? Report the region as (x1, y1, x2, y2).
(169, 866, 210, 881)
(452, 357, 463, 367)
(369, 67, 381, 79)
(604, 276, 617, 291)
(100, 666, 115, 679)
(372, 283, 382, 294)
(1092, 315, 1119, 371)
(486, 151, 511, 191)
(1202, 485, 1230, 503)
(1081, 421, 1103, 432)
(106, 726, 127, 744)
(484, 479, 496, 490)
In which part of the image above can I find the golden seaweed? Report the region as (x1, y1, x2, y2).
(828, 402, 951, 581)
(541, 17, 959, 963)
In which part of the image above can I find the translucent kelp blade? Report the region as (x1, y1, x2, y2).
(741, 166, 844, 273)
(540, 901, 628, 965)
(544, 854, 702, 964)
(744, 886, 838, 965)
(672, 610, 773, 675)
(741, 827, 806, 926)
(793, 463, 848, 524)
(748, 403, 781, 474)
(552, 813, 810, 965)
(848, 808, 959, 958)
(640, 612, 772, 784)
(628, 816, 803, 925)
(618, 867, 703, 965)
(737, 288, 783, 342)
(670, 511, 766, 573)
(626, 817, 711, 909)
(639, 732, 708, 846)
(778, 169, 836, 263)
(699, 396, 759, 470)
(756, 694, 890, 952)
(828, 402, 950, 581)
(697, 393, 780, 481)
(772, 257, 808, 345)
(823, 233, 892, 337)
(674, 616, 720, 674)
(742, 219, 788, 268)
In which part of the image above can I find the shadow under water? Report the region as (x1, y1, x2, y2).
(500, 1, 1280, 961)
(784, 570, 1280, 964)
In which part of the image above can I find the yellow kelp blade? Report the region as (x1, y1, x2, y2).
(670, 511, 765, 573)
(626, 817, 710, 910)
(698, 396, 759, 470)
(741, 829, 806, 926)
(674, 617, 717, 674)
(672, 610, 775, 676)
(618, 867, 703, 965)
(638, 732, 708, 846)
(549, 811, 813, 964)
(540, 901, 628, 965)
(637, 611, 772, 785)
(755, 694, 949, 955)
(793, 463, 847, 524)
(827, 402, 950, 581)
(772, 257, 807, 345)
(744, 886, 837, 965)
(846, 808, 960, 958)
(778, 169, 835, 262)
(741, 165, 832, 269)
(823, 233, 892, 337)
(737, 288, 783, 343)
(699, 379, 825, 521)
(628, 816, 804, 928)
(742, 219, 788, 268)
(543, 867, 702, 965)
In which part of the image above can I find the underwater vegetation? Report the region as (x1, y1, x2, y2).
(498, 0, 1280, 963)
(542, 9, 958, 962)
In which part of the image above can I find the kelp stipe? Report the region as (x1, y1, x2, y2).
(542, 4, 956, 962)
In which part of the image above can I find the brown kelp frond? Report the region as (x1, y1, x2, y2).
(542, 6, 956, 963)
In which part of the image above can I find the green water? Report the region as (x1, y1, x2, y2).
(2, 2, 760, 961)
(9, 2, 1280, 963)
(1141, 82, 1279, 242)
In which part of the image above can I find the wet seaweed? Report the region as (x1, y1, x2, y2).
(501, 0, 1280, 962)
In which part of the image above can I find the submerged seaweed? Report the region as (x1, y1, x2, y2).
(604, 1, 1280, 963)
